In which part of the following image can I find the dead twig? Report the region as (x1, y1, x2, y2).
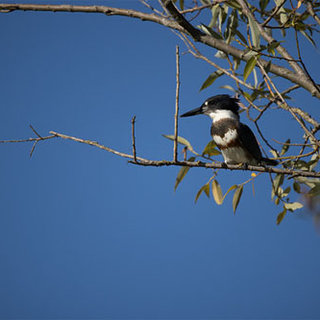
(174, 45, 180, 162)
(131, 116, 137, 162)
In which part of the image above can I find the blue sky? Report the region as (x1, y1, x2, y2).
(1, 1, 320, 319)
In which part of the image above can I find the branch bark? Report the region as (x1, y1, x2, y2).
(2, 130, 319, 178)
(0, 2, 319, 98)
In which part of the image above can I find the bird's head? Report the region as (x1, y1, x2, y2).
(181, 94, 240, 121)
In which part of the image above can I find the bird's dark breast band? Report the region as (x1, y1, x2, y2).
(210, 119, 238, 138)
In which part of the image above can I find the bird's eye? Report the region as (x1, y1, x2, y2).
(205, 101, 208, 106)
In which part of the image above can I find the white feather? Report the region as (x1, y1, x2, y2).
(221, 147, 258, 165)
(213, 129, 237, 147)
(208, 109, 238, 123)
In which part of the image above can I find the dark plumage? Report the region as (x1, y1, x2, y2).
(181, 95, 278, 166)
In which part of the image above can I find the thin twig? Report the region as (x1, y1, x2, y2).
(256, 59, 320, 148)
(174, 45, 180, 162)
(261, 0, 287, 27)
(131, 116, 137, 162)
(1, 2, 319, 97)
(3, 130, 320, 177)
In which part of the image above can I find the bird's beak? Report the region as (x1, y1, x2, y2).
(180, 106, 203, 117)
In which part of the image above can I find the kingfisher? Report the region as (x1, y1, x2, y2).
(181, 94, 278, 166)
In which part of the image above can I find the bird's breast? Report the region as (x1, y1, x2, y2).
(211, 118, 239, 148)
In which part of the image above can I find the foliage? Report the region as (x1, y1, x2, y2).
(1, 0, 320, 224)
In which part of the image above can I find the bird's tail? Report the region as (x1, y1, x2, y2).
(260, 157, 278, 166)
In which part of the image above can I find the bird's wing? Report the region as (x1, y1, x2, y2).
(238, 123, 262, 160)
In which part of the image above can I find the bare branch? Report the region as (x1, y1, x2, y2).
(306, 1, 320, 26)
(131, 116, 137, 162)
(3, 129, 319, 178)
(174, 45, 180, 162)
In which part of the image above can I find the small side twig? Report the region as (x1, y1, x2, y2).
(131, 116, 137, 162)
(174, 45, 180, 162)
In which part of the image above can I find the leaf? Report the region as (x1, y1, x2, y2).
(220, 85, 236, 92)
(293, 182, 301, 193)
(209, 4, 220, 28)
(259, 0, 270, 12)
(243, 56, 257, 82)
(232, 185, 243, 214)
(280, 139, 290, 156)
(162, 134, 197, 154)
(225, 0, 241, 10)
(272, 174, 284, 198)
(267, 41, 281, 55)
(274, 0, 288, 24)
(300, 30, 316, 47)
(198, 24, 223, 39)
(224, 9, 238, 44)
(174, 166, 190, 191)
(235, 29, 248, 45)
(202, 140, 221, 156)
(195, 183, 210, 203)
(276, 207, 287, 225)
(308, 184, 320, 197)
(179, 0, 184, 10)
(215, 50, 227, 59)
(284, 202, 304, 211)
(248, 15, 261, 48)
(200, 70, 224, 91)
(223, 184, 238, 201)
(282, 186, 291, 198)
(212, 179, 223, 205)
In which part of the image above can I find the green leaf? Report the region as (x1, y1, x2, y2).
(202, 140, 221, 157)
(232, 185, 243, 214)
(223, 184, 238, 201)
(220, 85, 236, 92)
(264, 60, 272, 74)
(174, 166, 190, 191)
(267, 41, 282, 55)
(293, 182, 301, 193)
(225, 0, 241, 10)
(209, 4, 220, 28)
(280, 139, 290, 156)
(259, 0, 270, 12)
(282, 186, 291, 198)
(198, 24, 223, 39)
(243, 56, 257, 82)
(235, 29, 248, 45)
(248, 15, 261, 48)
(300, 30, 316, 47)
(162, 134, 197, 155)
(179, 0, 184, 10)
(276, 207, 287, 225)
(224, 9, 238, 44)
(308, 184, 320, 197)
(284, 202, 304, 211)
(274, 0, 288, 24)
(200, 70, 224, 91)
(272, 174, 284, 198)
(195, 183, 210, 203)
(295, 177, 319, 189)
(212, 179, 223, 205)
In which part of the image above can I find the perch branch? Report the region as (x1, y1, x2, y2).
(2, 130, 320, 178)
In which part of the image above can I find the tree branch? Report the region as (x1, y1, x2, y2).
(0, 2, 319, 98)
(174, 45, 180, 162)
(2, 129, 319, 178)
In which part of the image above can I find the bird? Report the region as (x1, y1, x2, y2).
(180, 94, 278, 166)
